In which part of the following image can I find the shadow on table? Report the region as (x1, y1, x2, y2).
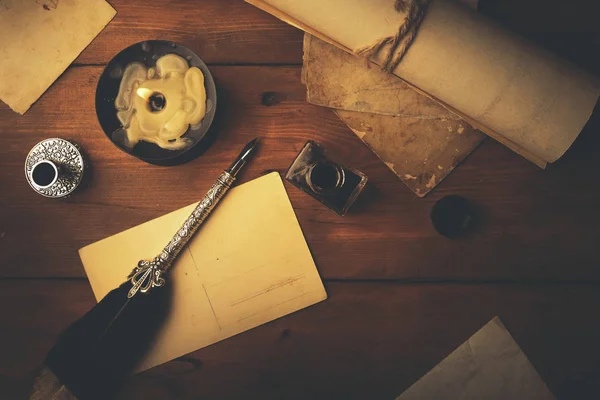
(480, 0, 600, 77)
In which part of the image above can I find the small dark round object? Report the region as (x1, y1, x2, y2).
(95, 40, 217, 165)
(431, 195, 476, 238)
(261, 91, 280, 106)
(308, 161, 345, 193)
(32, 161, 57, 187)
(148, 92, 166, 112)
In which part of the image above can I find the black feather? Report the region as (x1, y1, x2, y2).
(44, 277, 172, 400)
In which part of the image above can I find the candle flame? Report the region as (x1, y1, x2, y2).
(136, 87, 153, 100)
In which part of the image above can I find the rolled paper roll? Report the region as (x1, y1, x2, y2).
(246, 0, 600, 167)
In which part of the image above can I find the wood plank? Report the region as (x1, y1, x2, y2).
(1, 280, 600, 399)
(1, 65, 600, 280)
(74, 0, 303, 65)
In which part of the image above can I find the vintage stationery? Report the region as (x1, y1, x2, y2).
(33, 140, 260, 399)
(302, 34, 485, 197)
(0, 0, 116, 114)
(286, 140, 368, 215)
(246, 0, 600, 167)
(396, 317, 556, 400)
(79, 172, 327, 374)
(24, 138, 86, 199)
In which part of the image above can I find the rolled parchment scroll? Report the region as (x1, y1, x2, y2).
(246, 0, 600, 167)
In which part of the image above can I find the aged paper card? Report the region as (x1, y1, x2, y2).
(79, 173, 327, 371)
(0, 0, 116, 114)
(397, 317, 555, 400)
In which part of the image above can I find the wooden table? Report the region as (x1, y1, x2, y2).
(2, 0, 600, 398)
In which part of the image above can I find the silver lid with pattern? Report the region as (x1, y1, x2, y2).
(25, 138, 86, 198)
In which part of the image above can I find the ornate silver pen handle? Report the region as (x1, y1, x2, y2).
(126, 138, 258, 299)
(127, 171, 235, 298)
(160, 171, 235, 267)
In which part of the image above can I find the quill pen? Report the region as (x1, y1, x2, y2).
(30, 138, 259, 400)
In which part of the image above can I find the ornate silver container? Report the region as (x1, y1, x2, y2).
(25, 138, 86, 198)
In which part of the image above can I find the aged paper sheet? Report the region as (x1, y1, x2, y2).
(79, 173, 327, 371)
(303, 34, 484, 196)
(246, 0, 600, 165)
(397, 317, 556, 400)
(301, 0, 477, 117)
(335, 109, 483, 196)
(0, 0, 116, 114)
(302, 34, 456, 118)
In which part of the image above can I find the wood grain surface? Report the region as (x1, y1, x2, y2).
(2, 66, 600, 281)
(74, 0, 303, 65)
(1, 0, 600, 398)
(2, 281, 600, 399)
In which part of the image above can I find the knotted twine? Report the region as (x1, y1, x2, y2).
(356, 0, 431, 73)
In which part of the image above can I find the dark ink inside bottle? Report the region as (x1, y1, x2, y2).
(286, 141, 367, 216)
(308, 162, 343, 193)
(32, 161, 58, 187)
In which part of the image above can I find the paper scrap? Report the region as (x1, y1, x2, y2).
(0, 0, 116, 114)
(396, 317, 556, 400)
